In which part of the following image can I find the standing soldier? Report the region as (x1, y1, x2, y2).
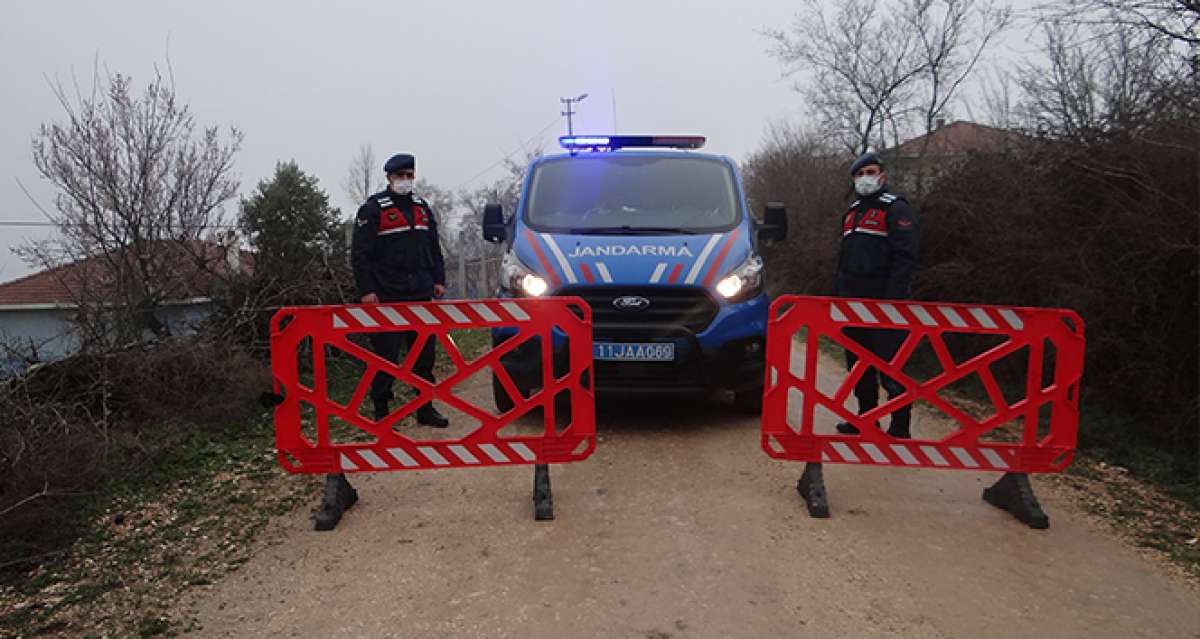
(314, 152, 449, 531)
(833, 152, 920, 439)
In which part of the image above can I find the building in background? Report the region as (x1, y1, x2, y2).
(883, 120, 1029, 194)
(0, 242, 249, 374)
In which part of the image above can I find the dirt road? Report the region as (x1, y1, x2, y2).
(187, 362, 1199, 638)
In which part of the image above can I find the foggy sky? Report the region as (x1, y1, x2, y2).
(0, 0, 1037, 281)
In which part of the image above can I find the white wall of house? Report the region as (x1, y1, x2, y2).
(0, 301, 216, 374)
(0, 307, 78, 370)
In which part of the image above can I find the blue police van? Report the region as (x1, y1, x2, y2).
(481, 135, 786, 412)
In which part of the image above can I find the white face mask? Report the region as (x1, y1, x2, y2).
(854, 175, 882, 196)
(390, 178, 414, 195)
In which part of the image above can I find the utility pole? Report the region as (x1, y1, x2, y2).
(611, 88, 618, 133)
(560, 93, 589, 135)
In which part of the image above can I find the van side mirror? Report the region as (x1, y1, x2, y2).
(482, 203, 505, 243)
(759, 202, 788, 244)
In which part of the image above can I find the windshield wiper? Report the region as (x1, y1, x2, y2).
(577, 225, 690, 235)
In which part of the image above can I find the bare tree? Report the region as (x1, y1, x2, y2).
(764, 0, 928, 154)
(905, 0, 1013, 194)
(19, 70, 242, 349)
(908, 0, 1012, 133)
(454, 148, 541, 297)
(1039, 0, 1200, 48)
(414, 178, 457, 252)
(1017, 19, 1187, 140)
(342, 143, 377, 206)
(765, 0, 1009, 162)
(976, 64, 1023, 130)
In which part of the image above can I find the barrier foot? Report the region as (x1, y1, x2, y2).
(533, 464, 554, 521)
(796, 463, 830, 518)
(314, 474, 358, 532)
(983, 472, 1049, 529)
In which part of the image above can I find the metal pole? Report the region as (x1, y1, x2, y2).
(561, 98, 575, 135)
(611, 88, 618, 133)
(560, 93, 588, 136)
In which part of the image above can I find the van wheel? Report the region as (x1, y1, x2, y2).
(734, 386, 764, 414)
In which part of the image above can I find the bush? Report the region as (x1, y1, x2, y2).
(743, 122, 1199, 481)
(0, 339, 270, 569)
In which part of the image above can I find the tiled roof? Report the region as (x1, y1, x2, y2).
(0, 261, 87, 306)
(0, 241, 251, 307)
(891, 121, 1026, 158)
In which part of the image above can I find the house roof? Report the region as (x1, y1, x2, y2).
(0, 241, 251, 308)
(0, 261, 88, 307)
(890, 120, 1026, 158)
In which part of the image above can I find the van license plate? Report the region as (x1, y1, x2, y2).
(593, 342, 675, 362)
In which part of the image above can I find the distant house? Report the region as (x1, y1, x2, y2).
(0, 242, 249, 373)
(882, 120, 1029, 193)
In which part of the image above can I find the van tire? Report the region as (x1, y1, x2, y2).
(734, 386, 764, 414)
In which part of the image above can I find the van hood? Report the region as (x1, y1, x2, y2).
(515, 229, 750, 289)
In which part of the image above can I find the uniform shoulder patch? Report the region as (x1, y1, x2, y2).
(879, 193, 897, 203)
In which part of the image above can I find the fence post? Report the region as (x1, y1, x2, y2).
(479, 256, 488, 299)
(457, 257, 466, 299)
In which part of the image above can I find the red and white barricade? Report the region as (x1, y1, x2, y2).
(762, 295, 1086, 527)
(269, 297, 594, 476)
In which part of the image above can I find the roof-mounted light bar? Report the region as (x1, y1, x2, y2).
(558, 135, 707, 151)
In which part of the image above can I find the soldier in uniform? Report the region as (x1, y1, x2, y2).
(833, 152, 920, 439)
(314, 152, 449, 530)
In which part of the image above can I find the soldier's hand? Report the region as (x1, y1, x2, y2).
(361, 293, 380, 304)
(433, 284, 446, 298)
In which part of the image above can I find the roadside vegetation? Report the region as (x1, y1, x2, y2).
(748, 0, 1198, 574)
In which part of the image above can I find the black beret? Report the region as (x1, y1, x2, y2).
(849, 152, 882, 175)
(383, 153, 415, 174)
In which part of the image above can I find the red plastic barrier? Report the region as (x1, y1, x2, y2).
(270, 298, 594, 474)
(762, 296, 1085, 473)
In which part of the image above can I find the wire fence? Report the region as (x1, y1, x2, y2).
(445, 255, 504, 300)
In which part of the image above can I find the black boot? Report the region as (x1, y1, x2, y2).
(886, 409, 912, 439)
(416, 404, 449, 428)
(837, 419, 879, 435)
(314, 474, 358, 531)
(372, 398, 389, 421)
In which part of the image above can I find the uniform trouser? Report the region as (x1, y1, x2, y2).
(369, 331, 436, 403)
(843, 326, 911, 433)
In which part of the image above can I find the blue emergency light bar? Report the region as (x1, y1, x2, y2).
(558, 135, 707, 151)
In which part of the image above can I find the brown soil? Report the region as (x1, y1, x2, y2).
(179, 357, 1200, 639)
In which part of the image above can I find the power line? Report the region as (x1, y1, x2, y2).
(0, 220, 243, 228)
(451, 115, 563, 192)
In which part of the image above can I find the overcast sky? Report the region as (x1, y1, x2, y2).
(0, 0, 1039, 282)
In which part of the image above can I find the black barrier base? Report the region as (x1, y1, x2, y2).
(533, 464, 554, 521)
(983, 472, 1049, 529)
(314, 473, 358, 531)
(796, 463, 830, 518)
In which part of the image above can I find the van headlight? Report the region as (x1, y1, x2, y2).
(715, 253, 764, 300)
(501, 252, 549, 297)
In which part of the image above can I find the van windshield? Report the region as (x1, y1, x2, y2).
(524, 155, 739, 234)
